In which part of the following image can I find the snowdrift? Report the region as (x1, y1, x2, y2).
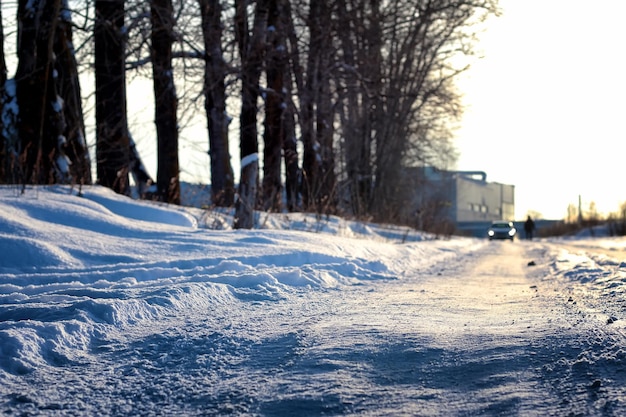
(0, 185, 477, 375)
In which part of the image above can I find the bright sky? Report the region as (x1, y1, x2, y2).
(455, 0, 626, 220)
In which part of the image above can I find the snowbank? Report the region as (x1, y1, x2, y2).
(0, 185, 480, 376)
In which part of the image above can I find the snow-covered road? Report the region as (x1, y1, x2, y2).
(6, 241, 626, 416)
(234, 240, 626, 416)
(382, 240, 626, 416)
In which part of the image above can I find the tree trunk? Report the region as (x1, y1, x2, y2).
(129, 135, 154, 197)
(335, 0, 372, 218)
(151, 0, 180, 204)
(0, 0, 8, 183)
(317, 55, 336, 214)
(282, 88, 299, 212)
(283, 1, 303, 212)
(315, 0, 335, 214)
(299, 0, 317, 211)
(199, 0, 234, 207)
(233, 0, 269, 229)
(95, 0, 130, 195)
(16, 0, 43, 185)
(55, 0, 92, 186)
(299, 0, 336, 214)
(362, 0, 384, 218)
(16, 0, 63, 186)
(261, 0, 287, 212)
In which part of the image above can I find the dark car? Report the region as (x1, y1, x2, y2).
(488, 221, 516, 240)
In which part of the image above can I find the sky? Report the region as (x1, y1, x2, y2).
(456, 0, 626, 220)
(2, 185, 626, 413)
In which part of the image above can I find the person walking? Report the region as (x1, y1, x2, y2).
(524, 215, 536, 240)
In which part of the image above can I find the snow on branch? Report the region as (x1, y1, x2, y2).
(240, 153, 258, 169)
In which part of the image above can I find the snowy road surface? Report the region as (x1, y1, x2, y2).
(228, 240, 626, 416)
(1, 187, 626, 416)
(3, 242, 625, 416)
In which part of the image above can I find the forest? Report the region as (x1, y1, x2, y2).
(0, 0, 499, 229)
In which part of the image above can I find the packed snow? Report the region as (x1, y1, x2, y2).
(1, 185, 625, 415)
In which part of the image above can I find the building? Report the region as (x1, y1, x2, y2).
(410, 167, 515, 236)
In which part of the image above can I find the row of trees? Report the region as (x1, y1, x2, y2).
(0, 0, 498, 228)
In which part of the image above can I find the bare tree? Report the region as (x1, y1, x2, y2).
(312, 0, 336, 214)
(0, 0, 9, 183)
(1, 1, 91, 187)
(333, 0, 498, 222)
(283, 0, 308, 212)
(55, 0, 92, 186)
(199, 0, 235, 207)
(334, 0, 373, 218)
(95, 0, 131, 194)
(373, 1, 496, 223)
(261, 0, 288, 212)
(3, 0, 497, 226)
(151, 0, 180, 204)
(298, 0, 335, 213)
(233, 0, 269, 229)
(15, 0, 66, 186)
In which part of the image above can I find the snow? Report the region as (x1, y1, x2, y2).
(51, 95, 63, 112)
(2, 185, 626, 415)
(1, 79, 18, 142)
(60, 0, 72, 22)
(240, 153, 259, 169)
